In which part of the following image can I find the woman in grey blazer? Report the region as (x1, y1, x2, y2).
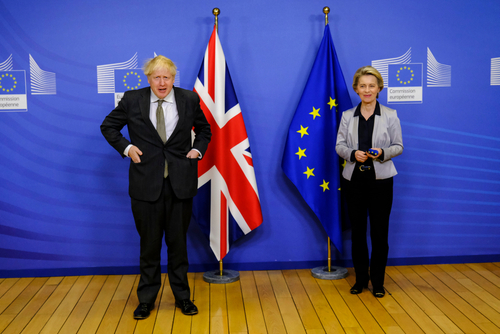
(336, 66, 403, 298)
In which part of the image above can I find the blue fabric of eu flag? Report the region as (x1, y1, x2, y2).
(0, 71, 26, 95)
(114, 69, 144, 93)
(388, 63, 423, 87)
(281, 25, 352, 253)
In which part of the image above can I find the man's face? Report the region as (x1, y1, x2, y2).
(147, 68, 175, 99)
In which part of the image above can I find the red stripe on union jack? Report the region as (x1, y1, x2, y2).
(192, 26, 263, 261)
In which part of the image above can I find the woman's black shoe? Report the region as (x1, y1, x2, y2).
(372, 286, 385, 298)
(350, 282, 368, 294)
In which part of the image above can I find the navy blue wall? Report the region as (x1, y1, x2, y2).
(1, 0, 499, 277)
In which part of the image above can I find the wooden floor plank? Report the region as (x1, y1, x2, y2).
(210, 279, 228, 334)
(425, 264, 500, 329)
(413, 265, 499, 334)
(351, 269, 425, 334)
(58, 275, 108, 334)
(439, 264, 500, 314)
(332, 274, 384, 334)
(388, 266, 462, 333)
(77, 275, 122, 334)
(114, 275, 140, 334)
(1, 277, 58, 334)
(170, 273, 196, 334)
(344, 268, 405, 334)
(2, 264, 499, 333)
(240, 270, 268, 334)
(136, 274, 169, 334)
(39, 275, 93, 334)
(398, 265, 483, 333)
(316, 278, 361, 332)
(190, 272, 210, 334)
(95, 274, 136, 334)
(20, 276, 77, 334)
(253, 270, 287, 334)
(283, 270, 325, 333)
(225, 274, 248, 333)
(466, 263, 500, 287)
(0, 278, 34, 314)
(384, 267, 444, 333)
(474, 263, 500, 281)
(454, 263, 500, 300)
(6, 277, 50, 315)
(296, 269, 345, 334)
(268, 270, 306, 334)
(151, 274, 175, 334)
(0, 278, 20, 300)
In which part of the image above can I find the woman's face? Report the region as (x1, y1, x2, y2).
(355, 74, 381, 104)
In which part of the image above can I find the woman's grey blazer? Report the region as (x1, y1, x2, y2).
(336, 103, 403, 180)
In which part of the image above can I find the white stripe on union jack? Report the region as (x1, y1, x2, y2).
(193, 26, 263, 261)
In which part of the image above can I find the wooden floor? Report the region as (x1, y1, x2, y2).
(1, 263, 500, 333)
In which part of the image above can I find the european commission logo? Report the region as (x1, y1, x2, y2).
(0, 70, 28, 111)
(115, 70, 143, 92)
(392, 66, 420, 86)
(113, 69, 143, 106)
(1, 73, 18, 92)
(388, 64, 423, 104)
(372, 47, 452, 104)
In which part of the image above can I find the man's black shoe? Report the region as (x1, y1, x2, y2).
(133, 303, 154, 319)
(175, 299, 198, 315)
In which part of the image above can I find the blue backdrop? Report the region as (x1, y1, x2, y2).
(1, 0, 499, 277)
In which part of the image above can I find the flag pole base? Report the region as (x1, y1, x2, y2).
(311, 266, 348, 280)
(203, 269, 240, 284)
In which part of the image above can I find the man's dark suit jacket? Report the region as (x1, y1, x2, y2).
(101, 86, 211, 201)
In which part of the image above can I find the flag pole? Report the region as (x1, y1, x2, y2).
(324, 6, 332, 274)
(214, 6, 224, 279)
(201, 7, 240, 284)
(311, 6, 348, 280)
(328, 237, 331, 271)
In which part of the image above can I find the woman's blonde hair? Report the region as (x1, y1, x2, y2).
(352, 66, 384, 93)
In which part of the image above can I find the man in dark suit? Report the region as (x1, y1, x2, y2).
(101, 55, 211, 318)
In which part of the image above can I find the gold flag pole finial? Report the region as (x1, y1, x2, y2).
(323, 6, 330, 26)
(213, 8, 220, 32)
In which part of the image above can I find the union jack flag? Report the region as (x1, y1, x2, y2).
(192, 26, 263, 261)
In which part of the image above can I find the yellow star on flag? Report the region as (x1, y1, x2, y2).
(295, 147, 306, 160)
(309, 107, 321, 120)
(304, 167, 315, 179)
(320, 180, 330, 192)
(327, 97, 338, 110)
(297, 125, 309, 138)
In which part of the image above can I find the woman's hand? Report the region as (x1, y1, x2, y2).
(367, 148, 382, 159)
(355, 150, 368, 163)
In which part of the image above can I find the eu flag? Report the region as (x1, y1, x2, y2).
(282, 25, 352, 253)
(0, 71, 26, 95)
(388, 64, 423, 87)
(114, 69, 144, 93)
